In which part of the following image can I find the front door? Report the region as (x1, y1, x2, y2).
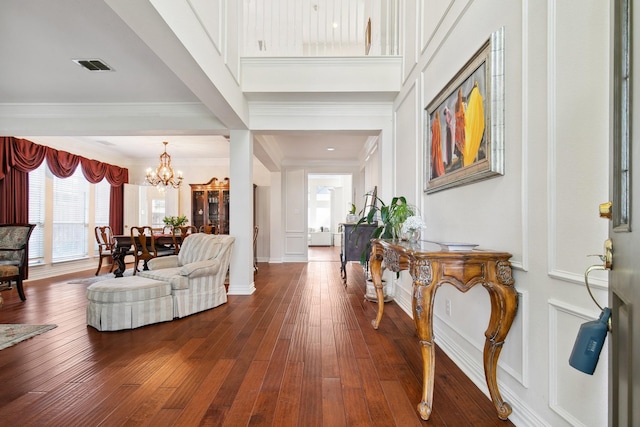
(609, 0, 640, 425)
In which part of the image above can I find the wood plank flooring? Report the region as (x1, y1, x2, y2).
(0, 248, 514, 426)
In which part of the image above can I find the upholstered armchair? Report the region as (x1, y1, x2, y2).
(0, 224, 36, 301)
(137, 233, 234, 318)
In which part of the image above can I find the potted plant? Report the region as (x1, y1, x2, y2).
(162, 215, 189, 227)
(356, 193, 416, 242)
(353, 191, 418, 266)
(346, 203, 359, 223)
(354, 192, 418, 303)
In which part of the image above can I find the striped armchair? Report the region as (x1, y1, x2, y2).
(138, 233, 234, 318)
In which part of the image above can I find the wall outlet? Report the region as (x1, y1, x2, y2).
(445, 299, 452, 316)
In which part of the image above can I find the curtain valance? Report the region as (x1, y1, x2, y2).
(0, 137, 128, 234)
(0, 137, 128, 185)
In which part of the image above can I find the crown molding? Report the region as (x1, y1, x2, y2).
(0, 102, 213, 119)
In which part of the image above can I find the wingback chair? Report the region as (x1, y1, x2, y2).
(137, 233, 235, 318)
(171, 225, 197, 254)
(0, 223, 36, 301)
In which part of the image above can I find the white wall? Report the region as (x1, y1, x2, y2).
(389, 1, 610, 426)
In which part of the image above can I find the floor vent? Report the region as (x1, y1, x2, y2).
(72, 59, 114, 72)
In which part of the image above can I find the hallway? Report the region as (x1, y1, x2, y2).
(0, 257, 512, 426)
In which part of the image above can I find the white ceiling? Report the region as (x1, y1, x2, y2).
(0, 0, 371, 165)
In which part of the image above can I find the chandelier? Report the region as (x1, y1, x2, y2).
(145, 141, 183, 189)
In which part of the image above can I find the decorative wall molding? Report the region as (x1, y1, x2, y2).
(394, 78, 420, 201)
(187, 0, 222, 56)
(545, 0, 609, 290)
(401, 0, 418, 85)
(249, 101, 393, 118)
(0, 102, 226, 136)
(548, 298, 608, 426)
(0, 102, 214, 119)
(434, 310, 544, 427)
(242, 56, 402, 67)
(419, 0, 455, 56)
(520, 0, 531, 273)
(549, 268, 608, 290)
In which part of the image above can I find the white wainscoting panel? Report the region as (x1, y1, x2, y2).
(548, 299, 608, 427)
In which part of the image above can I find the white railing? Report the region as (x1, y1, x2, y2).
(243, 0, 398, 56)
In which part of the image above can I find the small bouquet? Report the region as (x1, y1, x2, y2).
(163, 215, 189, 226)
(401, 215, 425, 234)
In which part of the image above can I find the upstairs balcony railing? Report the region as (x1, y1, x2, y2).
(243, 0, 399, 57)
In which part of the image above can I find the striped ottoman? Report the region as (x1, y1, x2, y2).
(86, 276, 173, 331)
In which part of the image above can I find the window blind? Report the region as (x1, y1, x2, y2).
(52, 168, 89, 261)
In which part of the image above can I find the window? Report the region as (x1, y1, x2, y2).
(151, 198, 166, 227)
(95, 179, 111, 226)
(52, 167, 89, 262)
(27, 162, 112, 266)
(28, 163, 46, 263)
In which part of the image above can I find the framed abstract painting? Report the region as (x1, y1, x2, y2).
(424, 27, 505, 194)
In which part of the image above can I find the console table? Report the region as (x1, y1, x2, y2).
(369, 239, 517, 421)
(339, 223, 378, 283)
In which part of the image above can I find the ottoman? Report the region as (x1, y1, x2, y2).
(86, 276, 173, 331)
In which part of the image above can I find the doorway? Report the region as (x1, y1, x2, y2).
(307, 174, 353, 248)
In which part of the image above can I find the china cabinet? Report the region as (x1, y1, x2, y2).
(190, 177, 230, 234)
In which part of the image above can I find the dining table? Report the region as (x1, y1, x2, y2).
(111, 233, 176, 277)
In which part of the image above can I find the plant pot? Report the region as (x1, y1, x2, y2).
(365, 278, 392, 302)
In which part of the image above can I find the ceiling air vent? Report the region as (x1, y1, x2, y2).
(72, 59, 114, 72)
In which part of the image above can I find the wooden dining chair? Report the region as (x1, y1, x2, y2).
(94, 225, 115, 276)
(130, 226, 173, 274)
(199, 225, 216, 234)
(171, 226, 197, 254)
(253, 225, 259, 273)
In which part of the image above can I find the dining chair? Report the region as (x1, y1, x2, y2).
(253, 225, 259, 273)
(0, 223, 36, 301)
(130, 226, 173, 274)
(199, 225, 216, 234)
(171, 225, 197, 254)
(94, 225, 115, 276)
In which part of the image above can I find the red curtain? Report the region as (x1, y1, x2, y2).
(0, 137, 128, 232)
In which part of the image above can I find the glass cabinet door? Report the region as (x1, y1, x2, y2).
(222, 190, 230, 234)
(190, 178, 230, 234)
(192, 190, 205, 229)
(208, 191, 219, 229)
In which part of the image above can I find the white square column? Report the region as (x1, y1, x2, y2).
(228, 129, 256, 295)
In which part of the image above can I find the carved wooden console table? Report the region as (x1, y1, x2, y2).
(369, 239, 517, 421)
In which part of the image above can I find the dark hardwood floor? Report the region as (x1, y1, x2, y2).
(0, 247, 514, 426)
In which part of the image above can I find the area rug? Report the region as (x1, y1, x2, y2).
(68, 270, 133, 285)
(0, 324, 57, 350)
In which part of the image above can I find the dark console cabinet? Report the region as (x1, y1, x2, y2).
(340, 223, 378, 283)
